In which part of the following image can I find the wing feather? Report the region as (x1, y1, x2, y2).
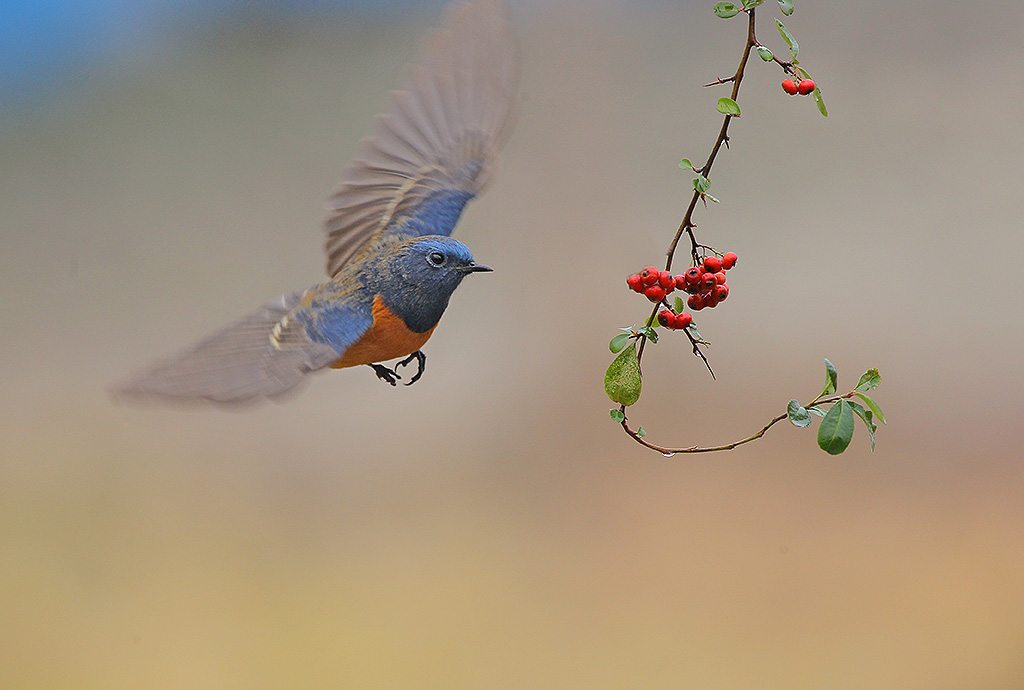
(323, 0, 519, 277)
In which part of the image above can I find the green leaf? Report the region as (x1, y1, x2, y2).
(609, 333, 631, 353)
(743, 0, 765, 7)
(756, 46, 774, 62)
(638, 425, 647, 438)
(856, 368, 881, 391)
(673, 296, 686, 313)
(787, 399, 812, 428)
(713, 2, 740, 18)
(609, 409, 626, 423)
(854, 392, 887, 424)
(679, 158, 694, 170)
(806, 405, 826, 417)
(717, 97, 741, 116)
(704, 193, 720, 204)
(775, 19, 799, 60)
(817, 400, 855, 455)
(777, 0, 794, 15)
(639, 325, 659, 344)
(693, 175, 710, 193)
(848, 401, 877, 451)
(605, 343, 642, 406)
(821, 358, 838, 396)
(813, 87, 828, 117)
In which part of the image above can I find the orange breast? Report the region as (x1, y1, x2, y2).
(331, 294, 436, 369)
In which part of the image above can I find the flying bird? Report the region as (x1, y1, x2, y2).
(112, 0, 519, 405)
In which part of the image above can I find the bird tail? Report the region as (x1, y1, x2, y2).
(110, 292, 340, 406)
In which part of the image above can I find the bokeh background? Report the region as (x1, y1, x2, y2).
(3, 0, 1024, 688)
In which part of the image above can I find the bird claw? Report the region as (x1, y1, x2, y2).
(396, 350, 426, 386)
(369, 363, 400, 386)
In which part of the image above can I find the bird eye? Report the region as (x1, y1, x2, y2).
(426, 251, 446, 267)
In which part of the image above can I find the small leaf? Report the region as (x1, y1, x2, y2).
(742, 0, 764, 7)
(848, 401, 877, 451)
(610, 409, 626, 423)
(813, 87, 828, 117)
(704, 193, 720, 204)
(693, 175, 710, 193)
(777, 0, 794, 15)
(679, 158, 694, 170)
(605, 343, 642, 406)
(713, 2, 740, 18)
(673, 296, 686, 313)
(638, 425, 647, 438)
(856, 368, 881, 391)
(775, 19, 799, 59)
(756, 46, 774, 62)
(609, 333, 631, 353)
(821, 358, 838, 396)
(817, 400, 855, 455)
(806, 405, 826, 417)
(639, 325, 659, 344)
(787, 399, 812, 428)
(717, 97, 741, 116)
(854, 392, 887, 424)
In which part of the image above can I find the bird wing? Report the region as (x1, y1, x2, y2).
(110, 291, 361, 405)
(323, 0, 519, 278)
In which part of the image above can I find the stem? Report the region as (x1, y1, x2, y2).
(620, 392, 857, 455)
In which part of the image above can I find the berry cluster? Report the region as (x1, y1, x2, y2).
(625, 251, 738, 326)
(781, 78, 815, 96)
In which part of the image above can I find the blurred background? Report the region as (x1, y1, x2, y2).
(3, 0, 1024, 687)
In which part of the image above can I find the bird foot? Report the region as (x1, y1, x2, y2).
(369, 363, 400, 386)
(395, 350, 426, 386)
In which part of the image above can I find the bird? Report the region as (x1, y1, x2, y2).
(111, 0, 519, 406)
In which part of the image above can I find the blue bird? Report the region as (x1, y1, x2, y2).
(113, 0, 518, 405)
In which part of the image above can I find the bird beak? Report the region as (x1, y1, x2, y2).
(460, 262, 493, 273)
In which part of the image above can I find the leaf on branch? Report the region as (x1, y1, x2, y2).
(806, 405, 826, 417)
(742, 0, 765, 8)
(854, 392, 887, 424)
(856, 368, 881, 391)
(777, 0, 794, 15)
(821, 358, 838, 396)
(609, 333, 632, 353)
(679, 158, 694, 171)
(817, 400, 855, 455)
(787, 399, 812, 428)
(813, 87, 828, 117)
(713, 2, 741, 18)
(638, 425, 647, 438)
(775, 19, 799, 60)
(717, 97, 741, 116)
(610, 409, 626, 423)
(693, 175, 711, 193)
(673, 296, 686, 313)
(756, 46, 774, 61)
(848, 401, 877, 451)
(605, 343, 642, 406)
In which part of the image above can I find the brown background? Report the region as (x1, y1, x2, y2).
(3, 1, 1023, 687)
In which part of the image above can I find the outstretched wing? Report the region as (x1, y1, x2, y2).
(323, 0, 519, 277)
(110, 292, 351, 405)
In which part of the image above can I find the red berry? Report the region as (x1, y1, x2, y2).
(782, 78, 798, 95)
(704, 292, 720, 308)
(640, 266, 659, 286)
(687, 294, 706, 311)
(714, 271, 727, 285)
(675, 312, 693, 329)
(672, 274, 687, 290)
(644, 285, 666, 303)
(684, 266, 703, 284)
(658, 309, 675, 328)
(721, 251, 738, 270)
(626, 274, 644, 292)
(658, 270, 675, 291)
(713, 284, 729, 301)
(798, 79, 815, 95)
(701, 273, 717, 291)
(703, 256, 723, 273)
